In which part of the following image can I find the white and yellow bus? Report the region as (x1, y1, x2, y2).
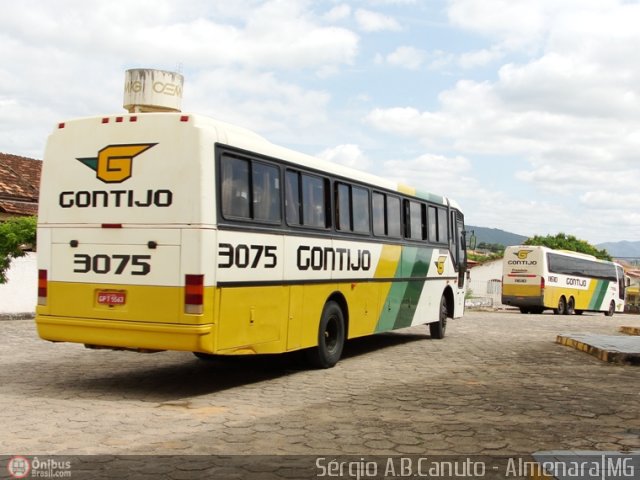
(36, 71, 468, 368)
(502, 245, 625, 316)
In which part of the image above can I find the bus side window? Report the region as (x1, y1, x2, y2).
(372, 192, 385, 236)
(437, 208, 447, 243)
(387, 195, 401, 237)
(427, 206, 437, 241)
(302, 174, 327, 228)
(336, 183, 351, 231)
(285, 170, 301, 225)
(406, 201, 424, 240)
(253, 162, 281, 223)
(352, 186, 370, 234)
(221, 156, 250, 218)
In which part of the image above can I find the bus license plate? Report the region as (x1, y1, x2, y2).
(97, 291, 126, 306)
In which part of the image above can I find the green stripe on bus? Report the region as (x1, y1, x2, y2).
(589, 280, 609, 310)
(414, 189, 445, 205)
(393, 247, 431, 329)
(375, 247, 432, 332)
(375, 247, 415, 332)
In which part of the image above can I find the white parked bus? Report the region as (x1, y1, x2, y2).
(35, 70, 469, 368)
(502, 245, 626, 316)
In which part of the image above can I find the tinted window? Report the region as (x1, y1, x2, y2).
(372, 192, 385, 236)
(221, 155, 281, 223)
(352, 186, 370, 234)
(387, 196, 401, 238)
(437, 208, 448, 243)
(337, 183, 351, 231)
(221, 156, 250, 219)
(285, 170, 300, 225)
(408, 201, 423, 240)
(253, 162, 281, 222)
(302, 174, 327, 228)
(547, 253, 618, 281)
(427, 206, 437, 241)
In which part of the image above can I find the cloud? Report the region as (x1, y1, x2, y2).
(381, 153, 474, 199)
(187, 69, 331, 141)
(324, 4, 351, 22)
(317, 144, 371, 170)
(366, 0, 640, 241)
(384, 46, 427, 70)
(0, 0, 360, 156)
(0, 0, 359, 71)
(354, 8, 402, 32)
(458, 48, 505, 69)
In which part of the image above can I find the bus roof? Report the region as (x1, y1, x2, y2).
(49, 111, 460, 210)
(507, 245, 619, 266)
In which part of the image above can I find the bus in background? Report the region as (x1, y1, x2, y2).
(502, 245, 625, 316)
(35, 69, 469, 369)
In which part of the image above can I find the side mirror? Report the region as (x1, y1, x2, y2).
(465, 230, 476, 250)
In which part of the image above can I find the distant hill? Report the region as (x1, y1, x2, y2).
(467, 225, 527, 247)
(466, 225, 639, 259)
(597, 241, 640, 259)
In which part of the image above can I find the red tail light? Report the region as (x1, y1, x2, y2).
(38, 270, 48, 305)
(184, 274, 204, 314)
(540, 276, 545, 293)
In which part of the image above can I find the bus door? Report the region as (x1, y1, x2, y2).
(617, 266, 626, 300)
(450, 211, 467, 289)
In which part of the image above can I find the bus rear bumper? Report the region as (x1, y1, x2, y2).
(35, 315, 215, 353)
(501, 295, 544, 308)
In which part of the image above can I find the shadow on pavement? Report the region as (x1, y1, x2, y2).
(6, 329, 432, 402)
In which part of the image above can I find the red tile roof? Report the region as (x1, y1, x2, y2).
(0, 153, 41, 216)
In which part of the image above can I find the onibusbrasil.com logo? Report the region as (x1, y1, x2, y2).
(6, 456, 71, 478)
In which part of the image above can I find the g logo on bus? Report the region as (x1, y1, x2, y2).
(435, 255, 447, 275)
(77, 143, 157, 183)
(515, 249, 533, 260)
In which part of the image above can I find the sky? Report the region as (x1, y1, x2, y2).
(1, 0, 639, 244)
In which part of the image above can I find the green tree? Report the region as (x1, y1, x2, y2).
(0, 216, 37, 284)
(524, 232, 611, 261)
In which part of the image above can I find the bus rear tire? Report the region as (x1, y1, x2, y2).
(605, 301, 615, 317)
(566, 297, 575, 315)
(554, 296, 567, 315)
(430, 295, 448, 339)
(305, 300, 345, 369)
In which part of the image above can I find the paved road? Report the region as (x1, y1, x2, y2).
(1, 310, 640, 462)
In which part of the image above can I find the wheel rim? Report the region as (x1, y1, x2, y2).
(324, 315, 339, 353)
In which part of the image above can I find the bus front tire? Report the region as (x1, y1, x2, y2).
(566, 297, 575, 315)
(605, 301, 615, 317)
(430, 295, 448, 339)
(306, 301, 345, 369)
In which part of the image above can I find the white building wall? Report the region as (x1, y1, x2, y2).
(467, 259, 504, 307)
(0, 252, 37, 315)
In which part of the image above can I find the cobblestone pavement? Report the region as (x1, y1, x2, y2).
(1, 311, 640, 458)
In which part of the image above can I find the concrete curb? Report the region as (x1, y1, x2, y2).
(556, 333, 640, 365)
(620, 326, 640, 336)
